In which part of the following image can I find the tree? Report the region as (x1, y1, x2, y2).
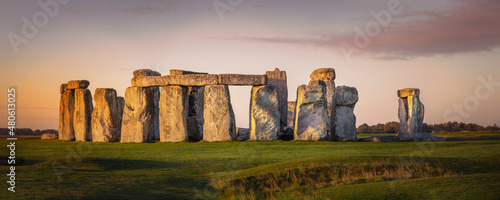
(384, 122, 399, 133)
(357, 123, 370, 133)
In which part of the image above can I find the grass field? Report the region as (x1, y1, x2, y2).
(1, 132, 499, 199)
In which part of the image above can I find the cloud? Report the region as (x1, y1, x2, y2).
(110, 1, 179, 14)
(227, 0, 500, 60)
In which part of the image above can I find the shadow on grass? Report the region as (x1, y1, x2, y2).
(35, 156, 184, 171)
(444, 136, 500, 141)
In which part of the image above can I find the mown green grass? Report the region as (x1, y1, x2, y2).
(0, 132, 499, 199)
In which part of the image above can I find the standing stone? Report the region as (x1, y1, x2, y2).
(121, 87, 153, 143)
(60, 84, 67, 94)
(397, 89, 443, 142)
(236, 128, 250, 141)
(203, 85, 236, 142)
(170, 69, 207, 141)
(160, 86, 189, 142)
(133, 69, 161, 140)
(250, 85, 280, 141)
(116, 96, 125, 137)
(59, 89, 75, 141)
(398, 88, 424, 136)
(287, 101, 296, 127)
(309, 68, 336, 138)
(74, 89, 93, 141)
(266, 68, 288, 130)
(92, 88, 119, 142)
(41, 133, 58, 140)
(150, 87, 160, 140)
(187, 87, 204, 141)
(293, 85, 330, 141)
(333, 86, 358, 142)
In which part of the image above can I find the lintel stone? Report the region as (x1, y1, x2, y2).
(133, 69, 161, 77)
(217, 74, 267, 85)
(398, 88, 420, 98)
(170, 69, 208, 75)
(169, 74, 218, 86)
(131, 76, 170, 87)
(67, 80, 90, 90)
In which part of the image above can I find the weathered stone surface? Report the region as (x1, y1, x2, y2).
(334, 86, 358, 106)
(74, 89, 93, 141)
(310, 68, 336, 81)
(150, 87, 160, 140)
(131, 76, 169, 87)
(60, 84, 67, 94)
(130, 69, 161, 140)
(250, 85, 280, 141)
(398, 88, 425, 136)
(187, 117, 201, 141)
(287, 101, 295, 127)
(281, 126, 294, 141)
(59, 90, 75, 141)
(218, 74, 267, 85)
(169, 74, 218, 86)
(333, 106, 357, 141)
(41, 133, 58, 140)
(203, 85, 236, 141)
(293, 85, 330, 141)
(91, 88, 119, 142)
(333, 86, 358, 142)
(397, 88, 443, 142)
(116, 96, 124, 137)
(266, 68, 288, 130)
(121, 87, 153, 143)
(187, 87, 204, 141)
(170, 69, 208, 75)
(133, 69, 161, 77)
(310, 79, 336, 134)
(160, 86, 189, 142)
(398, 88, 420, 98)
(67, 80, 90, 89)
(308, 80, 326, 87)
(236, 128, 250, 141)
(358, 136, 397, 142)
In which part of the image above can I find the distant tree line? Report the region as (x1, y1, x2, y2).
(0, 128, 58, 136)
(357, 122, 500, 134)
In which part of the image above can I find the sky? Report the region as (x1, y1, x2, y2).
(0, 0, 499, 130)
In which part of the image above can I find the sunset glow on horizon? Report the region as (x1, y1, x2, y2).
(1, 0, 499, 130)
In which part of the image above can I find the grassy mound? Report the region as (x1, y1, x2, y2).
(212, 157, 458, 199)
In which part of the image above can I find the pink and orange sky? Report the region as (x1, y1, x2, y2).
(1, 0, 499, 130)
